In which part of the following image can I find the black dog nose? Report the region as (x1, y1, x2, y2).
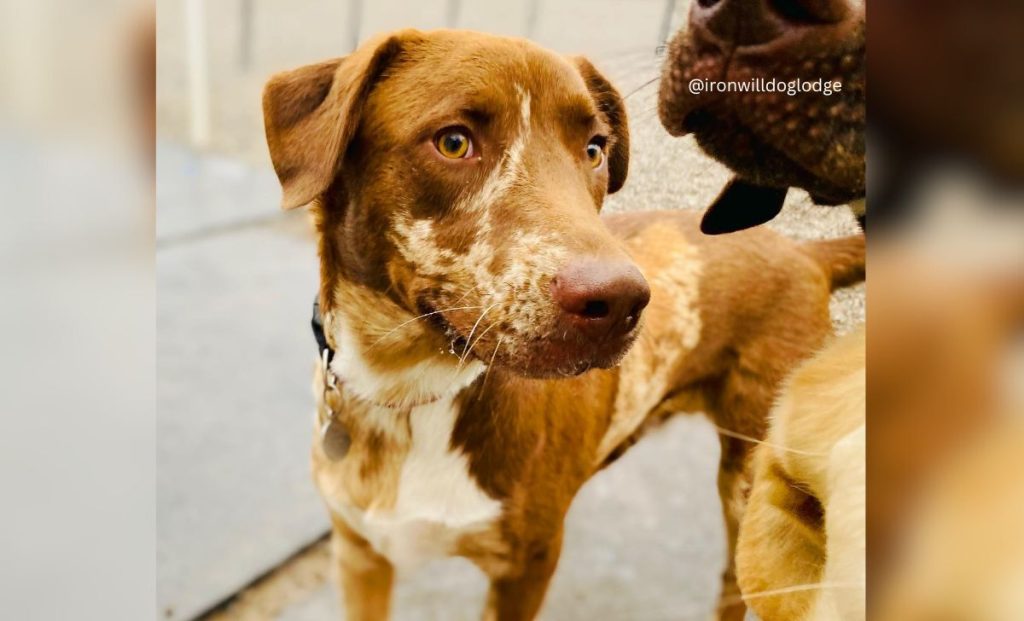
(693, 0, 850, 46)
(551, 259, 651, 337)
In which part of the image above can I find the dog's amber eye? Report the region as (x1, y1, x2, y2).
(435, 129, 472, 159)
(586, 139, 605, 168)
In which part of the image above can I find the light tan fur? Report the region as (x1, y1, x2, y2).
(736, 327, 866, 621)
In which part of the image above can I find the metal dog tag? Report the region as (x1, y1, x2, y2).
(321, 418, 351, 461)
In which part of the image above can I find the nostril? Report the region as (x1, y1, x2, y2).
(769, 0, 848, 23)
(551, 259, 649, 329)
(581, 300, 610, 320)
(769, 0, 820, 23)
(693, 0, 848, 46)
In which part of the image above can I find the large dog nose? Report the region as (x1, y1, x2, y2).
(551, 259, 651, 336)
(693, 0, 850, 46)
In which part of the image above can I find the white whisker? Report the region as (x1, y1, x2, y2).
(623, 75, 660, 100)
(481, 335, 505, 391)
(724, 581, 864, 605)
(460, 302, 500, 363)
(365, 305, 486, 351)
(713, 425, 827, 457)
(460, 320, 501, 368)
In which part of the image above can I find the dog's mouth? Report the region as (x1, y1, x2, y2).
(416, 298, 472, 356)
(416, 297, 640, 379)
(686, 108, 862, 205)
(505, 327, 640, 379)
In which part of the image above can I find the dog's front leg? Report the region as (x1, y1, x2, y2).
(330, 515, 394, 621)
(734, 446, 829, 621)
(482, 530, 563, 621)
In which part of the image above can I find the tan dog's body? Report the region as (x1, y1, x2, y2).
(263, 30, 864, 621)
(735, 328, 866, 621)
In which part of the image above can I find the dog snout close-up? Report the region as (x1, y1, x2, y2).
(548, 257, 651, 371)
(659, 0, 865, 232)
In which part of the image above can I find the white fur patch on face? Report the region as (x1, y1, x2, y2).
(392, 217, 458, 277)
(456, 84, 531, 216)
(596, 242, 704, 461)
(327, 396, 503, 571)
(506, 85, 531, 175)
(388, 85, 569, 358)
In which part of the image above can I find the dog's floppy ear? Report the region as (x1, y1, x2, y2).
(573, 57, 629, 194)
(700, 177, 789, 234)
(262, 34, 406, 209)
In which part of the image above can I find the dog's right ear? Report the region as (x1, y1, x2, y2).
(573, 57, 630, 194)
(262, 34, 406, 209)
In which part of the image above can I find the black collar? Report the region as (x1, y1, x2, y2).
(311, 295, 334, 365)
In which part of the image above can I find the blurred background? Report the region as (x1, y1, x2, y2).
(868, 2, 1024, 617)
(0, 1, 154, 621)
(155, 1, 861, 620)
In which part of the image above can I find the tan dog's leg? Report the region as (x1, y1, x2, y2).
(734, 446, 826, 620)
(330, 516, 394, 621)
(482, 531, 563, 621)
(714, 437, 752, 621)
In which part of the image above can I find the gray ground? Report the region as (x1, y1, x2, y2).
(157, 1, 863, 620)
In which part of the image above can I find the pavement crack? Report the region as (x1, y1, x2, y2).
(188, 530, 331, 621)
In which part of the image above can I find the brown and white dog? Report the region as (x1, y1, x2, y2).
(262, 29, 864, 621)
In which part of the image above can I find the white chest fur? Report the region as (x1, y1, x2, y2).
(326, 397, 503, 571)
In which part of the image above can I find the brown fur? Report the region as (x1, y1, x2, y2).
(658, 0, 866, 206)
(262, 29, 864, 621)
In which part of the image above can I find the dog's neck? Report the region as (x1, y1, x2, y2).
(323, 283, 485, 409)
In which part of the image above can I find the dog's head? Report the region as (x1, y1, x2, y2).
(263, 30, 649, 397)
(658, 0, 865, 233)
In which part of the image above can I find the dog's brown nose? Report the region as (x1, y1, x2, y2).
(693, 0, 850, 46)
(551, 259, 650, 336)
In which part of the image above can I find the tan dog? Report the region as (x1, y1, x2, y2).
(735, 328, 865, 620)
(262, 29, 864, 621)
